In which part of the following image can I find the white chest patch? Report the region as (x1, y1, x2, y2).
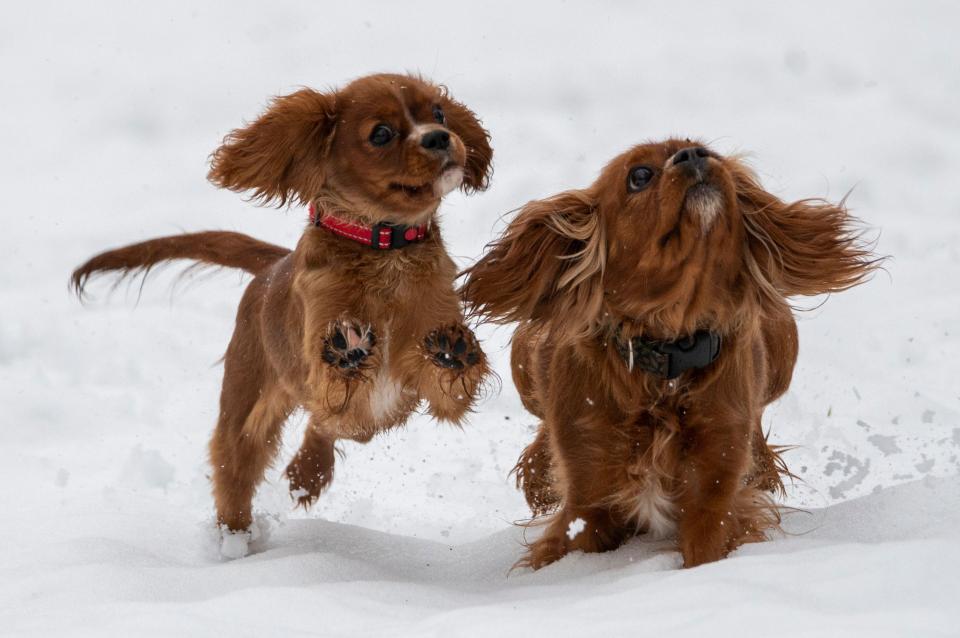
(369, 368, 406, 424)
(365, 331, 413, 425)
(628, 479, 676, 538)
(608, 465, 677, 538)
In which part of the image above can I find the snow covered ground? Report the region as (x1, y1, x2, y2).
(1, 2, 958, 636)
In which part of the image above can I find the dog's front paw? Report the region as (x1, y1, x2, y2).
(515, 534, 568, 571)
(284, 451, 334, 510)
(423, 324, 481, 372)
(678, 510, 736, 568)
(322, 320, 376, 377)
(514, 439, 561, 518)
(217, 519, 264, 560)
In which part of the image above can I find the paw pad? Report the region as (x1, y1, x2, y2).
(322, 321, 376, 375)
(424, 325, 481, 370)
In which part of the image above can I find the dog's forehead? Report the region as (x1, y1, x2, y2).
(343, 75, 438, 118)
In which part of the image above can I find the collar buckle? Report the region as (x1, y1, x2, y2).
(614, 328, 721, 379)
(371, 222, 426, 250)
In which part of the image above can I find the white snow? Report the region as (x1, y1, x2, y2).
(2, 1, 958, 636)
(218, 528, 253, 560)
(567, 517, 587, 540)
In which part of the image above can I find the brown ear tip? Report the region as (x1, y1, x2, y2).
(460, 177, 492, 194)
(205, 146, 229, 187)
(206, 170, 231, 190)
(463, 149, 494, 193)
(205, 146, 253, 196)
(205, 167, 222, 188)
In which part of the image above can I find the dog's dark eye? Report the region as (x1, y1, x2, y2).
(369, 125, 395, 147)
(432, 105, 445, 124)
(627, 166, 655, 193)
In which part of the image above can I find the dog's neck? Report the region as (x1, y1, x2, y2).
(312, 189, 438, 228)
(308, 192, 435, 251)
(608, 324, 722, 380)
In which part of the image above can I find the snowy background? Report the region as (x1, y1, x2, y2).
(2, 1, 959, 636)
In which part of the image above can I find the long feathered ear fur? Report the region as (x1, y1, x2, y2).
(207, 88, 336, 207)
(437, 86, 493, 192)
(732, 163, 881, 301)
(461, 189, 605, 337)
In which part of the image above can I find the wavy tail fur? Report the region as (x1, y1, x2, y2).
(70, 231, 290, 297)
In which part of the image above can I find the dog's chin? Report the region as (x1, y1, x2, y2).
(683, 183, 723, 230)
(433, 165, 464, 198)
(387, 165, 464, 203)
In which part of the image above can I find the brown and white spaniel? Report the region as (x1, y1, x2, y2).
(462, 139, 878, 568)
(72, 73, 493, 555)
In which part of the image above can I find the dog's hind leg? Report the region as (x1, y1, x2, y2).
(210, 382, 292, 533)
(209, 319, 293, 533)
(512, 425, 560, 517)
(284, 417, 336, 509)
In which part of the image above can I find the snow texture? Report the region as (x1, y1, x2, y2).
(1, 1, 958, 636)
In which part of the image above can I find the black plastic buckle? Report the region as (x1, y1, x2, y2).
(615, 329, 721, 379)
(370, 223, 417, 250)
(370, 222, 388, 250)
(659, 331, 722, 379)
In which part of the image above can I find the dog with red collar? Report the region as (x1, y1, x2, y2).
(309, 202, 429, 249)
(70, 73, 493, 556)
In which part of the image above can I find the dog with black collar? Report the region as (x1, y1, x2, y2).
(461, 138, 877, 569)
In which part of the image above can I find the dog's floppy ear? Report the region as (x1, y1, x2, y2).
(461, 189, 605, 336)
(731, 163, 879, 300)
(208, 88, 336, 207)
(438, 87, 492, 193)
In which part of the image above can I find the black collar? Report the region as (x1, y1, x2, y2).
(613, 327, 721, 379)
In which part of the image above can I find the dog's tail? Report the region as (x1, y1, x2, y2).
(70, 231, 290, 298)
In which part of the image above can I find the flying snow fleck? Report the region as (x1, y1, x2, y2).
(567, 517, 586, 540)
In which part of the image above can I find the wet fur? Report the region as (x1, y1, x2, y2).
(462, 139, 878, 568)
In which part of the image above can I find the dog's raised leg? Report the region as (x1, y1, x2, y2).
(284, 418, 336, 509)
(321, 319, 377, 376)
(305, 318, 381, 415)
(418, 323, 488, 423)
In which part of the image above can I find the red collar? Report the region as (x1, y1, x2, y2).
(308, 202, 429, 250)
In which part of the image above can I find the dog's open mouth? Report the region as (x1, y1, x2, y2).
(388, 180, 434, 197)
(389, 164, 464, 200)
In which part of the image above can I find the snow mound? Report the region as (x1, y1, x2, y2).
(1, 477, 956, 636)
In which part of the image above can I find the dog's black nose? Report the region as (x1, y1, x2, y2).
(421, 130, 450, 151)
(672, 146, 710, 167)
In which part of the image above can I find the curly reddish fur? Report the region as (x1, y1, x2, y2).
(73, 73, 493, 536)
(463, 139, 879, 569)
